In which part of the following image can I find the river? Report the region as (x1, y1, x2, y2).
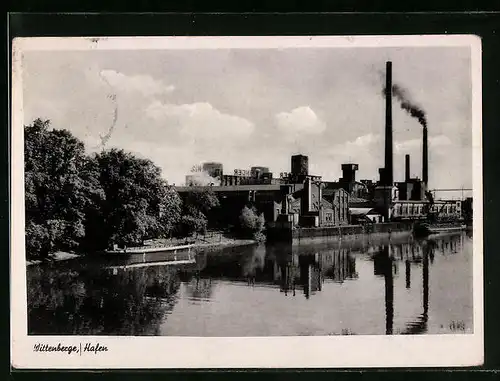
(27, 231, 473, 336)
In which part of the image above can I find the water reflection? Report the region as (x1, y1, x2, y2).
(28, 264, 181, 335)
(27, 232, 470, 336)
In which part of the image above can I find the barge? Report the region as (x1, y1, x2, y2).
(413, 222, 466, 237)
(102, 244, 197, 270)
(103, 243, 195, 255)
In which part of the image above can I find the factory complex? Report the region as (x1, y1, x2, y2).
(175, 62, 469, 232)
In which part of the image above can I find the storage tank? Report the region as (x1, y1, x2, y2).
(202, 162, 223, 178)
(251, 166, 270, 179)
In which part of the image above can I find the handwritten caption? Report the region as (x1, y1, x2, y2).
(33, 343, 108, 355)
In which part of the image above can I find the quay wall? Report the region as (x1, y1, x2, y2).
(267, 222, 415, 243)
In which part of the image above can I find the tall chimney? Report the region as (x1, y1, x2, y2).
(422, 126, 428, 185)
(384, 61, 393, 185)
(405, 154, 410, 182)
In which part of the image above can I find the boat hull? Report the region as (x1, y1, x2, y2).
(414, 222, 466, 237)
(103, 244, 195, 255)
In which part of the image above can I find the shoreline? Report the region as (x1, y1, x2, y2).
(194, 238, 258, 253)
(26, 226, 468, 265)
(26, 237, 258, 266)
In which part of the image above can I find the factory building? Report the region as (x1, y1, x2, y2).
(321, 188, 350, 226)
(372, 61, 462, 222)
(177, 62, 464, 228)
(177, 154, 350, 229)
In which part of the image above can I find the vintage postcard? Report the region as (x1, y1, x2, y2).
(11, 35, 483, 369)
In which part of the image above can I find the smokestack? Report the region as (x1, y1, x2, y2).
(422, 126, 428, 185)
(405, 154, 410, 182)
(384, 61, 393, 185)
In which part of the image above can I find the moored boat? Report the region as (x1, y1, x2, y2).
(103, 243, 195, 256)
(413, 222, 466, 237)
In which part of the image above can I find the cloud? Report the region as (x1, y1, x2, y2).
(395, 134, 452, 153)
(145, 101, 254, 141)
(330, 133, 382, 157)
(275, 106, 326, 136)
(99, 69, 175, 97)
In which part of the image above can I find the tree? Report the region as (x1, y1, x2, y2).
(239, 206, 266, 241)
(89, 149, 181, 249)
(183, 186, 219, 216)
(177, 187, 219, 236)
(24, 119, 96, 258)
(178, 212, 208, 237)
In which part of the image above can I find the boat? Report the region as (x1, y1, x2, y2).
(103, 243, 195, 256)
(413, 222, 466, 237)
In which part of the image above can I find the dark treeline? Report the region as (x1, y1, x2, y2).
(24, 119, 220, 259)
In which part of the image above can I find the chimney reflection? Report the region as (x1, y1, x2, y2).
(373, 245, 394, 335)
(423, 244, 430, 319)
(405, 260, 411, 289)
(401, 241, 432, 334)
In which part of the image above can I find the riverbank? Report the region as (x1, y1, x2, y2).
(26, 235, 258, 266)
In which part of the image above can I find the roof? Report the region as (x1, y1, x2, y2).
(349, 208, 375, 216)
(349, 196, 371, 204)
(349, 208, 381, 216)
(323, 188, 348, 196)
(321, 198, 333, 209)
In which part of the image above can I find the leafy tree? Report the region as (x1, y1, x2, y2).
(89, 149, 181, 248)
(239, 206, 266, 241)
(183, 186, 219, 216)
(177, 187, 219, 236)
(24, 119, 97, 258)
(178, 212, 208, 237)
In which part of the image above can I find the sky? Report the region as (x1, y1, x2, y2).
(21, 45, 473, 193)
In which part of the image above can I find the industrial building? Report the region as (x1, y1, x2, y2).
(177, 154, 350, 229)
(177, 61, 464, 229)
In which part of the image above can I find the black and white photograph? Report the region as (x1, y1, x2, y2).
(11, 35, 483, 368)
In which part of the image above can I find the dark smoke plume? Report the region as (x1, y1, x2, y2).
(384, 84, 427, 128)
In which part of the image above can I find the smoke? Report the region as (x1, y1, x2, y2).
(385, 84, 427, 128)
(186, 171, 221, 186)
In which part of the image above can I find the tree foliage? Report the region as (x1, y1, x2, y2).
(177, 187, 219, 236)
(25, 118, 230, 258)
(24, 120, 184, 257)
(183, 187, 219, 216)
(88, 149, 182, 249)
(239, 206, 266, 241)
(24, 119, 95, 258)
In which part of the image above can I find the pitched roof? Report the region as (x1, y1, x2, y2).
(349, 207, 379, 216)
(349, 196, 371, 204)
(323, 188, 348, 196)
(321, 198, 333, 209)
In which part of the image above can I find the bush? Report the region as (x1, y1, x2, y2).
(25, 221, 50, 259)
(178, 213, 207, 237)
(239, 206, 266, 241)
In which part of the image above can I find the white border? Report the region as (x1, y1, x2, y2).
(11, 35, 483, 369)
